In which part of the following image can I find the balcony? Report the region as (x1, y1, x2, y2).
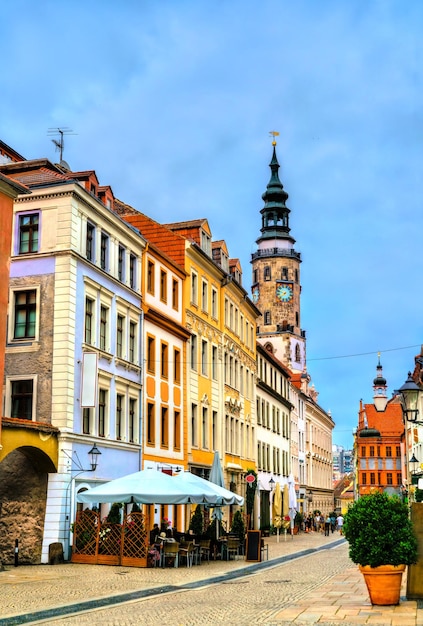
(251, 248, 301, 261)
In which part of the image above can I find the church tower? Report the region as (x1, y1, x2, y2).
(373, 353, 388, 411)
(251, 138, 306, 372)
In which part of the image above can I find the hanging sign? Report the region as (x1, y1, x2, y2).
(245, 473, 256, 484)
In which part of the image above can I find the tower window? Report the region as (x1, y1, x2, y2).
(295, 343, 301, 362)
(264, 266, 271, 281)
(264, 311, 271, 325)
(281, 267, 288, 280)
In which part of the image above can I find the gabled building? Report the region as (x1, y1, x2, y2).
(355, 357, 404, 497)
(256, 342, 292, 529)
(0, 154, 145, 563)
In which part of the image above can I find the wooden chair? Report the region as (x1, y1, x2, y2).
(223, 536, 240, 561)
(199, 538, 211, 563)
(161, 541, 179, 567)
(178, 541, 195, 567)
(261, 539, 269, 561)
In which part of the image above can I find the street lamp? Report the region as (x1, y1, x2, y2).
(88, 444, 101, 471)
(398, 373, 423, 424)
(410, 453, 419, 476)
(269, 477, 275, 491)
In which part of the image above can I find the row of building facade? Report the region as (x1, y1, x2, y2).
(0, 137, 335, 564)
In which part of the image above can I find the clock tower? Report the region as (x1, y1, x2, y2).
(251, 139, 306, 372)
(373, 353, 388, 411)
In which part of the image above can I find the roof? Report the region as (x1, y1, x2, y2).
(359, 401, 404, 438)
(117, 207, 187, 269)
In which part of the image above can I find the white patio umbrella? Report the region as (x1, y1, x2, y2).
(173, 471, 244, 506)
(208, 451, 229, 538)
(287, 473, 297, 537)
(77, 468, 213, 505)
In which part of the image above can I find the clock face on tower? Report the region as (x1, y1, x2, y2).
(252, 287, 260, 303)
(276, 284, 293, 302)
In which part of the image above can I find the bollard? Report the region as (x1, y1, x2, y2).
(14, 539, 18, 567)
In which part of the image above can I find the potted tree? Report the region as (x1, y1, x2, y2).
(343, 491, 418, 605)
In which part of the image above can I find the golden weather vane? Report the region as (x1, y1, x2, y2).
(269, 130, 280, 146)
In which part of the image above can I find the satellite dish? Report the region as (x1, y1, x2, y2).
(60, 160, 70, 170)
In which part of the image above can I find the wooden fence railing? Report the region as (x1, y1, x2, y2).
(71, 510, 148, 567)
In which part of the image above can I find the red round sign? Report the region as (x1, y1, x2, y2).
(245, 473, 256, 484)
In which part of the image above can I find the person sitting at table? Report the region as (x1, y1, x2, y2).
(150, 523, 160, 545)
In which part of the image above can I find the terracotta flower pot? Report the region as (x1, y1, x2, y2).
(359, 564, 405, 605)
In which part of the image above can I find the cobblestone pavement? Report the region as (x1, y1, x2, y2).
(0, 532, 422, 625)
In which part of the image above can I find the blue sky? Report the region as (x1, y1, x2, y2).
(2, 0, 423, 449)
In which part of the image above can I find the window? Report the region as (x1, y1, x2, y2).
(98, 389, 107, 437)
(147, 260, 155, 294)
(86, 222, 95, 261)
(362, 472, 367, 485)
(201, 280, 208, 312)
(118, 245, 125, 282)
(83, 407, 91, 434)
(100, 232, 109, 270)
(129, 321, 136, 363)
(147, 402, 155, 445)
(85, 298, 94, 344)
(396, 446, 401, 457)
(211, 288, 218, 319)
(174, 348, 181, 384)
(99, 305, 108, 351)
(202, 406, 208, 448)
(116, 394, 123, 440)
(387, 472, 393, 485)
(160, 269, 167, 303)
(212, 345, 218, 380)
(160, 342, 168, 378)
(396, 472, 402, 485)
(147, 336, 155, 373)
(14, 290, 36, 339)
(19, 213, 39, 254)
(264, 266, 271, 281)
(129, 398, 136, 443)
(369, 446, 375, 457)
(281, 266, 288, 280)
(191, 271, 198, 305)
(191, 403, 197, 447)
(264, 311, 271, 325)
(201, 340, 208, 376)
(174, 410, 181, 449)
(116, 314, 124, 358)
(191, 335, 197, 371)
(386, 446, 392, 457)
(370, 472, 375, 485)
(129, 254, 136, 289)
(172, 279, 179, 310)
(11, 379, 33, 420)
(161, 406, 169, 447)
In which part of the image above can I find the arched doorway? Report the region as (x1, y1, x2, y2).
(0, 446, 56, 564)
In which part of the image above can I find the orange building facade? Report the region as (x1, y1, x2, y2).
(355, 359, 405, 497)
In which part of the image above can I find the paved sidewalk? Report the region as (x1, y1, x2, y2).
(0, 530, 422, 624)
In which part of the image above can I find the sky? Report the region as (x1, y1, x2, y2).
(1, 0, 423, 450)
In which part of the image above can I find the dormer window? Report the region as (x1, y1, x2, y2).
(201, 230, 211, 256)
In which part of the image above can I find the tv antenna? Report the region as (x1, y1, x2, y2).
(47, 127, 77, 164)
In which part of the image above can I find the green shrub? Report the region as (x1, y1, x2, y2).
(189, 505, 204, 536)
(230, 510, 245, 542)
(343, 492, 418, 568)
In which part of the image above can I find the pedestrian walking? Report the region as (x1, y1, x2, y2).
(324, 514, 331, 536)
(336, 513, 344, 535)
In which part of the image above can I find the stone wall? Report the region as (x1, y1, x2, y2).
(0, 449, 47, 564)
